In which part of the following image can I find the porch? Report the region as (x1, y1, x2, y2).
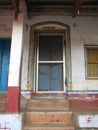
(0, 0, 98, 129)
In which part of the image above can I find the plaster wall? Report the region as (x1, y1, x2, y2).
(21, 15, 98, 92)
(0, 12, 98, 92)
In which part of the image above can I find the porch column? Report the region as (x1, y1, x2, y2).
(6, 0, 27, 113)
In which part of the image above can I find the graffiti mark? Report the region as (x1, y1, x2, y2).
(0, 123, 11, 130)
(15, 114, 21, 121)
(86, 117, 92, 124)
(21, 93, 31, 99)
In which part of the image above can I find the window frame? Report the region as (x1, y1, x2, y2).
(35, 32, 66, 93)
(85, 45, 98, 79)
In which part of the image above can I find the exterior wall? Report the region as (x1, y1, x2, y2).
(1, 11, 98, 93)
(0, 11, 98, 128)
(71, 17, 98, 92)
(21, 15, 98, 93)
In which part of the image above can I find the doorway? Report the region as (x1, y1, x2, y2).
(35, 33, 66, 93)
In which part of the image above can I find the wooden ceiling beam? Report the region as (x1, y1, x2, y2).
(73, 0, 83, 17)
(11, 0, 19, 20)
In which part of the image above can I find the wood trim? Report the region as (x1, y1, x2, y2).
(30, 21, 71, 93)
(11, 0, 19, 20)
(73, 0, 83, 17)
(86, 47, 98, 78)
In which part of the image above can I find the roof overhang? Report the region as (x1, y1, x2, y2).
(0, 0, 98, 18)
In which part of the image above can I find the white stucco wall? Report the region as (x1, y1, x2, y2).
(21, 15, 98, 92)
(71, 17, 98, 91)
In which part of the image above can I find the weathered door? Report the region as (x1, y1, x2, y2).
(36, 34, 65, 92)
(0, 39, 11, 92)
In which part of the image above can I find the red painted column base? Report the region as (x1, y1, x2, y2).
(6, 87, 20, 113)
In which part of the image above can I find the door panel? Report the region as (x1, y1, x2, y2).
(39, 36, 63, 61)
(37, 34, 65, 92)
(38, 64, 50, 91)
(0, 39, 11, 92)
(51, 64, 63, 91)
(38, 64, 63, 91)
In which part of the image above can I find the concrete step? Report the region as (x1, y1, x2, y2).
(24, 124, 75, 130)
(0, 93, 7, 112)
(23, 95, 75, 130)
(31, 95, 66, 100)
(27, 99, 69, 111)
(26, 111, 73, 125)
(0, 93, 7, 100)
(0, 101, 6, 112)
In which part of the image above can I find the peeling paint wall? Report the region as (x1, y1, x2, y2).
(74, 112, 98, 129)
(71, 17, 98, 91)
(0, 114, 23, 130)
(0, 12, 98, 92)
(21, 15, 98, 92)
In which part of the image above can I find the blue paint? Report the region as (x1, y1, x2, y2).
(0, 39, 11, 92)
(68, 90, 98, 94)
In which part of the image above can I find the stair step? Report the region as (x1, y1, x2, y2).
(27, 99, 69, 110)
(0, 93, 7, 112)
(0, 93, 7, 100)
(0, 101, 6, 112)
(31, 95, 66, 100)
(26, 111, 73, 125)
(23, 96, 75, 130)
(24, 124, 75, 130)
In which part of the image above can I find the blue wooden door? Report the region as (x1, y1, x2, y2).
(0, 39, 11, 92)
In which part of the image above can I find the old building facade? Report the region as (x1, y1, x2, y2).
(0, 0, 98, 129)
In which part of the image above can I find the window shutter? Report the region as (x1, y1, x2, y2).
(86, 47, 98, 77)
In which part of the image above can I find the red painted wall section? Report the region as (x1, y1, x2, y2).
(68, 94, 98, 110)
(6, 87, 20, 113)
(70, 99, 98, 110)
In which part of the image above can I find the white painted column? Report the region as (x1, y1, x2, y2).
(8, 14, 24, 87)
(6, 0, 27, 112)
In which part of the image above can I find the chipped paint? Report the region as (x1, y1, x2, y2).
(0, 114, 22, 130)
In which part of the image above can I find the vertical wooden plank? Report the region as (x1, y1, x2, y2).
(38, 64, 50, 91)
(51, 64, 62, 91)
(0, 39, 11, 92)
(66, 28, 72, 88)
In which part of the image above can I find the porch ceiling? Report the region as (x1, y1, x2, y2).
(0, 0, 98, 17)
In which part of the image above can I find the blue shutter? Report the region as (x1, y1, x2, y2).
(0, 39, 11, 92)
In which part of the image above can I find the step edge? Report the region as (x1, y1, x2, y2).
(26, 111, 72, 113)
(24, 124, 75, 128)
